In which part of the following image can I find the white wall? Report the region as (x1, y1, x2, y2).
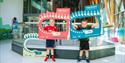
(0, 0, 23, 26)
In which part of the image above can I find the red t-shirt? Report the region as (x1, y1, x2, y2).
(44, 25, 57, 32)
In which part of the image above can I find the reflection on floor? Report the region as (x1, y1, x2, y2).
(0, 40, 125, 63)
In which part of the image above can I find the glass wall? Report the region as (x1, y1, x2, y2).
(114, 0, 125, 44)
(23, 0, 41, 14)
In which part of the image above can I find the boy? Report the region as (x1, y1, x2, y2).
(72, 18, 98, 63)
(44, 19, 58, 62)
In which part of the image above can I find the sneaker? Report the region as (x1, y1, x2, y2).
(77, 57, 82, 62)
(51, 55, 55, 62)
(86, 59, 90, 63)
(44, 55, 49, 61)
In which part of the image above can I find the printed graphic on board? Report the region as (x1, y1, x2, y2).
(70, 5, 101, 39)
(39, 8, 70, 40)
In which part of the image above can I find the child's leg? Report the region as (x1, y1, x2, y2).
(85, 50, 90, 63)
(44, 48, 50, 61)
(79, 50, 86, 58)
(50, 48, 54, 55)
(50, 48, 55, 61)
(46, 48, 50, 55)
(78, 41, 85, 62)
(79, 50, 83, 57)
(77, 50, 83, 62)
(85, 50, 89, 58)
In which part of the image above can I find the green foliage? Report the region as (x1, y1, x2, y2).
(0, 17, 12, 40)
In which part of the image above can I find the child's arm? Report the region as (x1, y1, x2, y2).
(72, 23, 78, 29)
(92, 17, 99, 28)
(44, 26, 51, 32)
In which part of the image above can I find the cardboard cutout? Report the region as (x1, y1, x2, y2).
(39, 8, 70, 40)
(70, 5, 101, 39)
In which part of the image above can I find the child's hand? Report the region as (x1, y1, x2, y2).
(48, 30, 52, 32)
(72, 23, 78, 29)
(52, 32, 60, 36)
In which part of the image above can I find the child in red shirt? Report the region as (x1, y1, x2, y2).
(44, 19, 57, 62)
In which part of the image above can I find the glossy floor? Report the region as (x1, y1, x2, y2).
(0, 40, 125, 63)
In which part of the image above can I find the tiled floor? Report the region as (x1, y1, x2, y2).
(0, 40, 125, 63)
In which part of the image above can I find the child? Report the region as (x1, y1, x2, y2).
(72, 18, 98, 63)
(43, 19, 58, 62)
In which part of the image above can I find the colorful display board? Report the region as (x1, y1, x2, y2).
(70, 5, 101, 39)
(39, 8, 70, 40)
(23, 33, 46, 57)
